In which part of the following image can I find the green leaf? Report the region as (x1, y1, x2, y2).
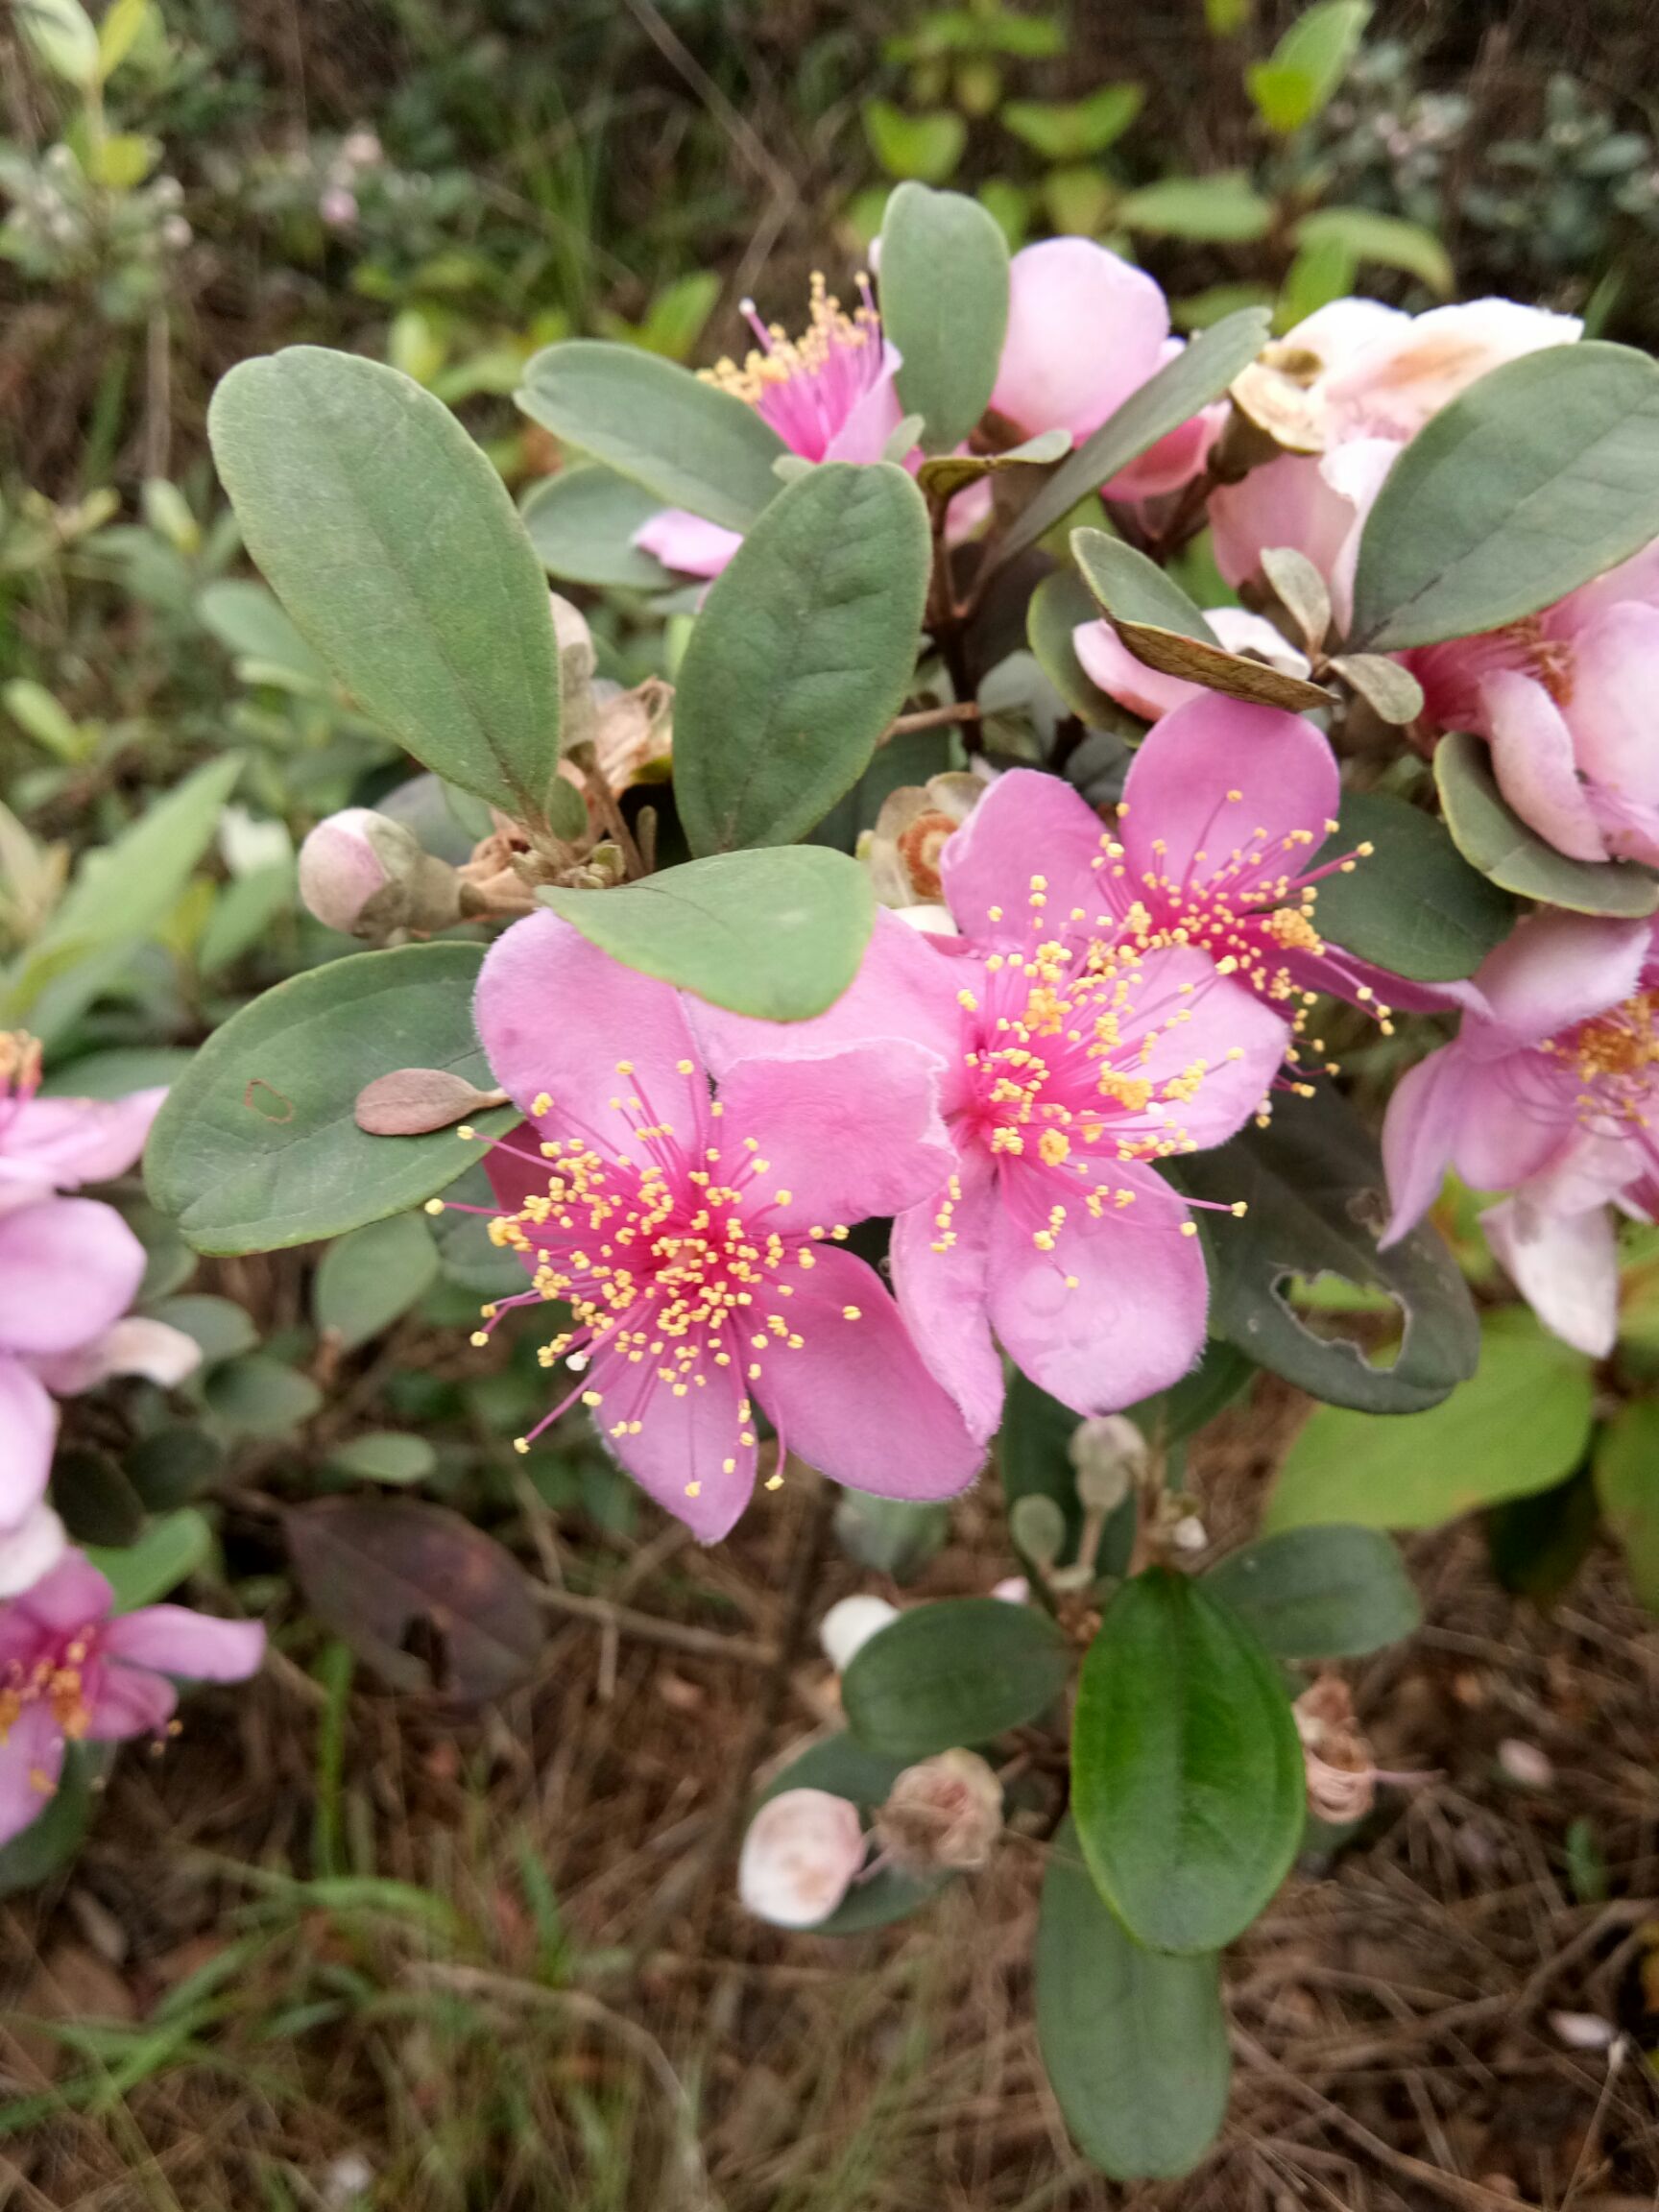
(1276, 235, 1358, 332)
(84, 1509, 213, 1610)
(863, 100, 966, 183)
(754, 1736, 948, 1933)
(999, 1368, 1138, 1579)
(1001, 84, 1144, 160)
(1071, 528, 1333, 712)
(1594, 1401, 1659, 1610)
(672, 463, 930, 854)
(1434, 731, 1659, 918)
(841, 1598, 1070, 1759)
(1267, 1309, 1595, 1531)
(1118, 173, 1274, 242)
(1328, 652, 1423, 724)
(1131, 1339, 1259, 1447)
(1350, 342, 1659, 651)
(1246, 0, 1369, 132)
(1203, 1525, 1420, 1656)
(1072, 1570, 1305, 1952)
(205, 1354, 324, 1435)
(1027, 568, 1138, 733)
(0, 1748, 91, 1896)
(916, 427, 1070, 501)
(541, 847, 874, 1022)
(148, 1293, 258, 1368)
(1173, 1083, 1480, 1414)
(16, 0, 100, 85)
(832, 1491, 950, 1582)
(878, 183, 1010, 453)
(327, 1431, 439, 1486)
(519, 466, 675, 591)
(145, 943, 512, 1256)
(96, 0, 153, 80)
(313, 1214, 441, 1350)
(518, 341, 786, 534)
(196, 580, 330, 686)
(1310, 789, 1516, 981)
(998, 308, 1272, 570)
(1295, 205, 1453, 296)
(1486, 1467, 1599, 1605)
(208, 349, 562, 821)
(1035, 1816, 1230, 2181)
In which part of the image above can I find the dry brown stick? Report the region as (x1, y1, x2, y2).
(885, 701, 984, 737)
(531, 1580, 778, 1671)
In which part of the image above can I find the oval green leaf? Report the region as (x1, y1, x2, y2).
(84, 1509, 214, 1612)
(1434, 729, 1659, 918)
(208, 348, 562, 821)
(1594, 1400, 1659, 1612)
(1027, 567, 1141, 733)
(540, 847, 875, 1022)
(1203, 1524, 1420, 1657)
(1267, 1308, 1595, 1532)
(1173, 1083, 1480, 1413)
(145, 943, 512, 1256)
(878, 182, 1010, 453)
(1035, 1816, 1230, 2181)
(672, 461, 930, 854)
(313, 1214, 441, 1350)
(841, 1597, 1071, 1760)
(1310, 788, 1516, 981)
(517, 340, 786, 534)
(1351, 341, 1659, 650)
(1072, 1571, 1305, 1954)
(519, 466, 674, 591)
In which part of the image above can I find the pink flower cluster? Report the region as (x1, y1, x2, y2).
(464, 700, 1412, 1540)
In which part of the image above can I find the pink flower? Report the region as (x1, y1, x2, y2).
(634, 275, 903, 583)
(1210, 438, 1399, 635)
(0, 1032, 161, 1215)
(1405, 547, 1659, 868)
(0, 1551, 263, 1848)
(1382, 908, 1659, 1354)
(466, 912, 987, 1541)
(690, 772, 1288, 1436)
(990, 237, 1217, 498)
(1072, 606, 1312, 723)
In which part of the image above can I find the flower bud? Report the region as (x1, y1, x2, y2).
(1294, 1675, 1376, 1824)
(738, 1788, 866, 1927)
(1069, 1413, 1146, 1515)
(861, 773, 984, 907)
(874, 1748, 1002, 1874)
(299, 809, 461, 940)
(819, 1593, 899, 1673)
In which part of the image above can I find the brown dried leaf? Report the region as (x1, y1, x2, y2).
(1115, 618, 1335, 712)
(354, 1068, 510, 1137)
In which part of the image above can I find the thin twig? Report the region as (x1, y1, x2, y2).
(531, 1581, 777, 1671)
(885, 702, 983, 737)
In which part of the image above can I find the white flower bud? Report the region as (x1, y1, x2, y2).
(874, 1748, 1002, 1873)
(1069, 1414, 1146, 1514)
(819, 1593, 899, 1673)
(738, 1789, 866, 1928)
(299, 808, 459, 940)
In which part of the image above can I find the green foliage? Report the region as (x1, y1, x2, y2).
(84, 1509, 213, 1610)
(1434, 731, 1659, 917)
(878, 184, 1010, 453)
(1246, 1, 1370, 134)
(1203, 1525, 1420, 1656)
(1001, 86, 1143, 161)
(1311, 790, 1517, 982)
(862, 100, 966, 184)
(1118, 173, 1274, 242)
(1595, 1402, 1659, 1610)
(520, 467, 674, 591)
(312, 1214, 442, 1350)
(841, 1599, 1071, 1760)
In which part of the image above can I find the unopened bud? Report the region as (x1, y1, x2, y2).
(738, 1788, 866, 1928)
(1069, 1414, 1145, 1515)
(819, 1593, 899, 1673)
(299, 808, 461, 940)
(1009, 1492, 1066, 1572)
(874, 1748, 1002, 1874)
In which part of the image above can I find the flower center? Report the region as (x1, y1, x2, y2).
(0, 1626, 97, 1757)
(703, 273, 884, 461)
(1544, 988, 1659, 1121)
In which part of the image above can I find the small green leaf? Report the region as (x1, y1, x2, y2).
(1203, 1525, 1420, 1656)
(0, 1748, 91, 1895)
(313, 1214, 441, 1351)
(998, 308, 1271, 569)
(862, 100, 966, 183)
(145, 943, 512, 1256)
(1118, 172, 1274, 242)
(1310, 789, 1516, 981)
(16, 0, 100, 85)
(517, 342, 786, 534)
(148, 1294, 258, 1368)
(519, 467, 674, 590)
(541, 847, 874, 1022)
(1434, 731, 1659, 918)
(84, 1509, 214, 1610)
(1350, 342, 1659, 651)
(1027, 568, 1139, 733)
(917, 427, 1070, 500)
(1594, 1401, 1659, 1610)
(1072, 1571, 1305, 1953)
(841, 1598, 1071, 1759)
(1035, 1817, 1230, 2181)
(1000, 84, 1144, 160)
(205, 1355, 324, 1436)
(327, 1432, 439, 1486)
(1329, 653, 1424, 725)
(208, 349, 562, 821)
(1072, 530, 1217, 644)
(1246, 0, 1369, 132)
(1294, 205, 1453, 296)
(1267, 1309, 1595, 1532)
(878, 183, 1010, 453)
(672, 463, 930, 854)
(197, 580, 330, 685)
(754, 1736, 948, 1933)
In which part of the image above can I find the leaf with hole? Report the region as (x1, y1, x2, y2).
(208, 349, 562, 821)
(146, 943, 512, 1255)
(1072, 1571, 1305, 1953)
(841, 1598, 1070, 1759)
(1434, 731, 1659, 917)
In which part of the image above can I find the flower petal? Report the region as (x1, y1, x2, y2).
(715, 1039, 956, 1231)
(104, 1607, 265, 1681)
(631, 508, 742, 580)
(1481, 1196, 1618, 1358)
(939, 767, 1112, 946)
(85, 1660, 177, 1741)
(475, 908, 708, 1161)
(1322, 299, 1579, 443)
(0, 1503, 66, 1599)
(823, 341, 905, 464)
(1475, 908, 1649, 1046)
(1380, 1045, 1470, 1242)
(0, 1702, 65, 1849)
(11, 1552, 113, 1636)
(1073, 619, 1201, 721)
(890, 1152, 1005, 1445)
(585, 1342, 757, 1543)
(1564, 603, 1659, 812)
(0, 1197, 145, 1358)
(1117, 951, 1286, 1150)
(0, 1089, 163, 1191)
(991, 238, 1168, 442)
(1481, 673, 1608, 864)
(752, 1245, 986, 1500)
(987, 1158, 1207, 1414)
(29, 1315, 204, 1396)
(0, 1356, 56, 1530)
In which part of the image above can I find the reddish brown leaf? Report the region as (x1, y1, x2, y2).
(354, 1068, 510, 1137)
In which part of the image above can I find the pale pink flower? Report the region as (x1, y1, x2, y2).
(0, 1551, 263, 1848)
(739, 1787, 866, 1927)
(1209, 437, 1399, 635)
(0, 1033, 161, 1216)
(1382, 908, 1659, 1354)
(1072, 606, 1311, 723)
(467, 913, 987, 1541)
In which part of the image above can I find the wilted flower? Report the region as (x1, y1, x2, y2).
(860, 772, 984, 910)
(298, 808, 462, 940)
(1293, 1674, 1377, 1824)
(464, 912, 986, 1540)
(873, 1747, 1002, 1872)
(0, 1551, 264, 1846)
(738, 1787, 867, 1927)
